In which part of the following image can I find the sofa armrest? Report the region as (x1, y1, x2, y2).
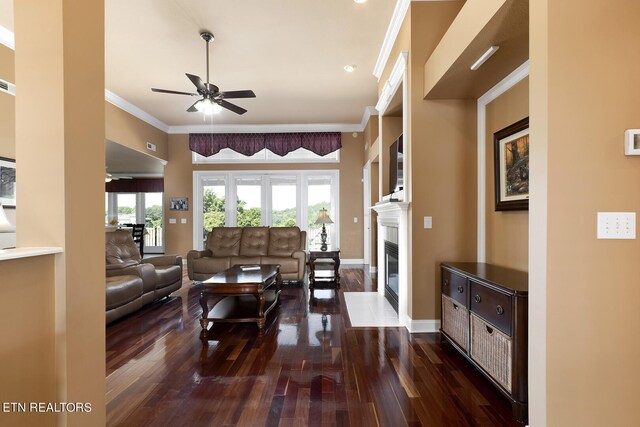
(106, 263, 156, 289)
(142, 255, 182, 267)
(187, 249, 212, 280)
(292, 250, 307, 280)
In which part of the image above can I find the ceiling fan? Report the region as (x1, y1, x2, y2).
(105, 169, 133, 183)
(151, 31, 256, 115)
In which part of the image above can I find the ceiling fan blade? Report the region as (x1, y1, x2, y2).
(151, 88, 198, 96)
(220, 90, 256, 99)
(186, 73, 207, 93)
(218, 99, 247, 115)
(187, 100, 199, 112)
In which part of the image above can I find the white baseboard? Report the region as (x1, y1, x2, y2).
(341, 258, 364, 266)
(406, 317, 441, 333)
(369, 266, 377, 273)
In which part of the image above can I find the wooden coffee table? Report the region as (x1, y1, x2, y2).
(199, 264, 282, 336)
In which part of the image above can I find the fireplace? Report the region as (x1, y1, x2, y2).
(384, 239, 399, 313)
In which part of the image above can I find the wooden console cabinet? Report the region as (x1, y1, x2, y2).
(440, 262, 528, 423)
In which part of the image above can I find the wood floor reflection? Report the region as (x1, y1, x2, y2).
(106, 268, 521, 426)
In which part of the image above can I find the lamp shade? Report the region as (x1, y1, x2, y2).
(0, 204, 15, 233)
(314, 207, 333, 225)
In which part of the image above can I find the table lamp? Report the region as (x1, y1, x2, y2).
(314, 207, 333, 251)
(0, 204, 15, 233)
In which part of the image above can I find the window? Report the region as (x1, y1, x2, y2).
(105, 192, 164, 253)
(116, 194, 137, 225)
(202, 177, 226, 239)
(193, 170, 338, 250)
(307, 176, 334, 250)
(270, 176, 297, 227)
(236, 177, 262, 227)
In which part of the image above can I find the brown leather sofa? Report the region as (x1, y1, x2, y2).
(187, 226, 307, 281)
(105, 230, 183, 324)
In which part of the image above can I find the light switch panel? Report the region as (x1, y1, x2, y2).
(169, 218, 176, 224)
(597, 212, 636, 239)
(424, 216, 432, 229)
(181, 218, 187, 224)
(354, 217, 358, 223)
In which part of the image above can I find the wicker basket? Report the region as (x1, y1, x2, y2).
(470, 313, 512, 392)
(442, 295, 468, 351)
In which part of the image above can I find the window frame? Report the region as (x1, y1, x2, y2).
(193, 170, 339, 251)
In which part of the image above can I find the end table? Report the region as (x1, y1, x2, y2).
(309, 248, 340, 290)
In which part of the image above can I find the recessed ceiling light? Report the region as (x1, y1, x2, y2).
(344, 64, 357, 73)
(470, 46, 500, 71)
(354, 0, 367, 3)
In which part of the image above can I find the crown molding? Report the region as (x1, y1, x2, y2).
(375, 51, 408, 113)
(373, 0, 410, 81)
(0, 25, 15, 50)
(105, 90, 170, 133)
(373, 0, 458, 81)
(359, 106, 379, 129)
(168, 123, 364, 135)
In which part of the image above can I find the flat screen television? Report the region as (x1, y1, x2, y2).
(389, 135, 404, 195)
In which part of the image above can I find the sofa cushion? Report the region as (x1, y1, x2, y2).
(261, 256, 299, 274)
(240, 227, 270, 256)
(106, 230, 142, 265)
(106, 275, 143, 310)
(268, 227, 302, 256)
(154, 265, 182, 289)
(192, 257, 231, 276)
(206, 227, 243, 257)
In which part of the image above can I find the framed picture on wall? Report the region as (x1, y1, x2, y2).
(169, 197, 189, 211)
(0, 157, 16, 209)
(494, 117, 529, 211)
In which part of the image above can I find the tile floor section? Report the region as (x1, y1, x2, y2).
(343, 291, 401, 327)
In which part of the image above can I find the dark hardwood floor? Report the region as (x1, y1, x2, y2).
(106, 268, 521, 427)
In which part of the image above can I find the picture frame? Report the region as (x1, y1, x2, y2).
(169, 197, 189, 211)
(0, 156, 16, 209)
(494, 117, 529, 211)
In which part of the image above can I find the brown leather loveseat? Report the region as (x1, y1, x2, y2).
(105, 230, 183, 324)
(187, 226, 307, 281)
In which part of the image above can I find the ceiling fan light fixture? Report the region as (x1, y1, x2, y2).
(195, 98, 222, 115)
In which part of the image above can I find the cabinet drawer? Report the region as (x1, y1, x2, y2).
(470, 313, 512, 393)
(470, 281, 512, 335)
(441, 268, 468, 306)
(442, 295, 468, 351)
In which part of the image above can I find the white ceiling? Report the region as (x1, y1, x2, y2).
(1, 1, 394, 127)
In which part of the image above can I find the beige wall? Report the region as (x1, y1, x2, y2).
(408, 1, 474, 320)
(530, 1, 640, 424)
(364, 115, 379, 163)
(485, 77, 529, 271)
(0, 256, 57, 426)
(380, 116, 402, 198)
(105, 102, 168, 161)
(13, 1, 106, 425)
(0, 44, 14, 82)
(165, 132, 365, 259)
(0, 45, 14, 158)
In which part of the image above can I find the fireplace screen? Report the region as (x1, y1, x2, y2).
(384, 241, 399, 312)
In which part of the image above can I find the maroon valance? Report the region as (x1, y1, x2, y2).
(105, 178, 164, 193)
(189, 132, 342, 157)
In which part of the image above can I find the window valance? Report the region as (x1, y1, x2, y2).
(105, 178, 164, 193)
(189, 132, 342, 157)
